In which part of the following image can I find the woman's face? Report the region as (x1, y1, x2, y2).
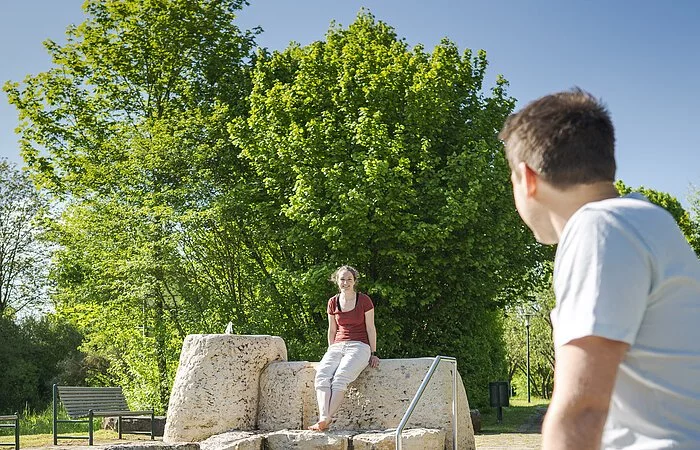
(336, 270, 355, 292)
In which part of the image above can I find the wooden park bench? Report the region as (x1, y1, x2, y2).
(53, 384, 154, 445)
(0, 413, 19, 450)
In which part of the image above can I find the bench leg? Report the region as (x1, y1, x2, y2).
(14, 413, 19, 450)
(89, 410, 94, 446)
(53, 384, 58, 446)
(118, 416, 122, 440)
(150, 411, 154, 440)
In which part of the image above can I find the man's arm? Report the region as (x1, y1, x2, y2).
(542, 335, 629, 450)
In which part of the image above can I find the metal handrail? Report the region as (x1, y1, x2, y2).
(395, 355, 458, 450)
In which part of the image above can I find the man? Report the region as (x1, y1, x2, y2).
(500, 88, 700, 449)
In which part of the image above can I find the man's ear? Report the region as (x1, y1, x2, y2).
(518, 161, 538, 197)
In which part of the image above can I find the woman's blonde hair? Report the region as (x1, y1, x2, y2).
(330, 265, 359, 283)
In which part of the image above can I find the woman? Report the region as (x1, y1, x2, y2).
(308, 265, 380, 431)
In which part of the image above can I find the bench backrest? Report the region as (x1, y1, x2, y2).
(57, 386, 129, 418)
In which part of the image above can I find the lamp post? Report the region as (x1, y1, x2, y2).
(525, 313, 532, 403)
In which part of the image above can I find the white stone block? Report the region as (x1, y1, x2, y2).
(163, 334, 287, 443)
(353, 428, 446, 450)
(258, 361, 318, 430)
(200, 431, 263, 450)
(264, 430, 352, 450)
(257, 358, 474, 450)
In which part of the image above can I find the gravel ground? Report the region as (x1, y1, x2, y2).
(475, 432, 542, 449)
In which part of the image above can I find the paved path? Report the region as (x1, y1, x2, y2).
(475, 431, 542, 449)
(18, 433, 543, 450)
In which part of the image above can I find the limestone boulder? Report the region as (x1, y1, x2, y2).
(258, 361, 317, 430)
(164, 335, 287, 443)
(258, 358, 474, 450)
(200, 431, 263, 450)
(352, 428, 445, 450)
(264, 430, 353, 450)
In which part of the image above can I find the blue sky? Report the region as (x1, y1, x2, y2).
(2, 0, 699, 206)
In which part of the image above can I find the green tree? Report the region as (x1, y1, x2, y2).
(0, 159, 49, 318)
(687, 187, 700, 255)
(230, 12, 540, 407)
(0, 315, 84, 413)
(6, 3, 547, 410)
(503, 277, 555, 400)
(5, 0, 260, 412)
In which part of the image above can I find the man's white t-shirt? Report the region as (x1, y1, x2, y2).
(552, 193, 700, 449)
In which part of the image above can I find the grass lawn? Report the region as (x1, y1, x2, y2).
(0, 430, 158, 448)
(473, 397, 549, 449)
(479, 397, 549, 433)
(0, 406, 161, 448)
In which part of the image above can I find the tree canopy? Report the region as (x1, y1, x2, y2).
(6, 3, 543, 409)
(0, 315, 84, 413)
(0, 159, 49, 318)
(5, 0, 260, 411)
(230, 12, 540, 403)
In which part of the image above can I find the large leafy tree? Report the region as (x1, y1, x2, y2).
(503, 273, 555, 400)
(5, 0, 259, 411)
(688, 187, 700, 255)
(230, 12, 540, 407)
(7, 3, 545, 410)
(0, 159, 49, 318)
(0, 315, 84, 413)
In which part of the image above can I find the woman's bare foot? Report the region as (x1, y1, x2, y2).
(308, 418, 332, 431)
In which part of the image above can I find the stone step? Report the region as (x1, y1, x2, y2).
(353, 429, 446, 450)
(199, 428, 446, 450)
(49, 443, 199, 450)
(265, 430, 355, 449)
(199, 431, 262, 450)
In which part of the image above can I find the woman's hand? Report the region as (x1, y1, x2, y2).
(369, 354, 380, 368)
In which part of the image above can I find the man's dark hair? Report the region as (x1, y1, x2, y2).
(499, 88, 616, 189)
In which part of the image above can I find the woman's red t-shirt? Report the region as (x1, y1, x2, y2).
(327, 293, 374, 345)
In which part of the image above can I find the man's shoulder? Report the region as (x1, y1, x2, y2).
(568, 194, 674, 237)
(580, 193, 655, 215)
